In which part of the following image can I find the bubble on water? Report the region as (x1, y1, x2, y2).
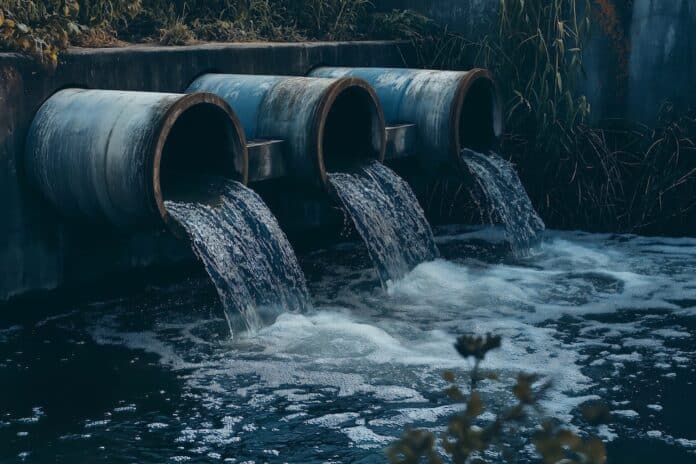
(78, 229, 696, 459)
(341, 425, 391, 449)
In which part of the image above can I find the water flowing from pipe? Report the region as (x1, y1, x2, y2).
(165, 180, 311, 335)
(328, 161, 439, 285)
(459, 149, 545, 255)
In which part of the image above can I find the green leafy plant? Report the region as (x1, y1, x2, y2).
(369, 9, 437, 42)
(0, 1, 79, 66)
(388, 334, 608, 464)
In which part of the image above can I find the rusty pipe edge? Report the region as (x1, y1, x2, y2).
(186, 74, 386, 188)
(25, 89, 248, 229)
(309, 66, 503, 172)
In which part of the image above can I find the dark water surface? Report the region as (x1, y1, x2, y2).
(1, 227, 695, 463)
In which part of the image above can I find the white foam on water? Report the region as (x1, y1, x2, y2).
(85, 229, 696, 457)
(653, 328, 691, 338)
(368, 404, 463, 428)
(613, 410, 640, 419)
(306, 412, 360, 428)
(340, 426, 391, 449)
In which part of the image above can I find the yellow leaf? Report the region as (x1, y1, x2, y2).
(445, 385, 464, 401)
(45, 49, 59, 66)
(556, 72, 563, 93)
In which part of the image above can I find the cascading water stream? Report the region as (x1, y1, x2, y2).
(165, 179, 311, 335)
(460, 149, 545, 255)
(328, 160, 439, 285)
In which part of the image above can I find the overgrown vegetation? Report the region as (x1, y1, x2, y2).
(415, 0, 695, 235)
(388, 334, 609, 464)
(0, 0, 428, 66)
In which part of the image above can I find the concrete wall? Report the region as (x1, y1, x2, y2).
(0, 41, 411, 302)
(628, 0, 696, 122)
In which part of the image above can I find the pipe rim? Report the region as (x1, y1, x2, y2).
(450, 68, 503, 164)
(314, 77, 387, 187)
(151, 92, 249, 225)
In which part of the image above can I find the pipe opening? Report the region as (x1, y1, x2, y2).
(321, 85, 384, 174)
(457, 76, 502, 153)
(158, 102, 246, 208)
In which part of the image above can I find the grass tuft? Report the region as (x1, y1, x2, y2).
(159, 20, 194, 46)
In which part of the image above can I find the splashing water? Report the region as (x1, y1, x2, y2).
(2, 228, 695, 462)
(328, 161, 439, 285)
(460, 149, 545, 255)
(165, 180, 310, 335)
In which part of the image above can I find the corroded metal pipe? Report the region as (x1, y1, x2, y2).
(187, 75, 386, 186)
(25, 89, 248, 228)
(309, 67, 503, 170)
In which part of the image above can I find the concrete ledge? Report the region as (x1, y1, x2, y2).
(0, 41, 413, 303)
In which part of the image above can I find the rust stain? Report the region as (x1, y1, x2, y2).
(592, 0, 632, 88)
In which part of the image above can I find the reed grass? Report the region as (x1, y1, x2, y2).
(413, 0, 695, 236)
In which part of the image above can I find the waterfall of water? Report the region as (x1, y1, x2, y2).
(165, 180, 311, 335)
(460, 149, 545, 255)
(328, 161, 439, 285)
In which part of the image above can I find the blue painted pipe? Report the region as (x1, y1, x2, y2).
(309, 67, 502, 170)
(25, 89, 248, 228)
(187, 75, 386, 186)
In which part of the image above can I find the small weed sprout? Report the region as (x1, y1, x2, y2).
(388, 334, 608, 464)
